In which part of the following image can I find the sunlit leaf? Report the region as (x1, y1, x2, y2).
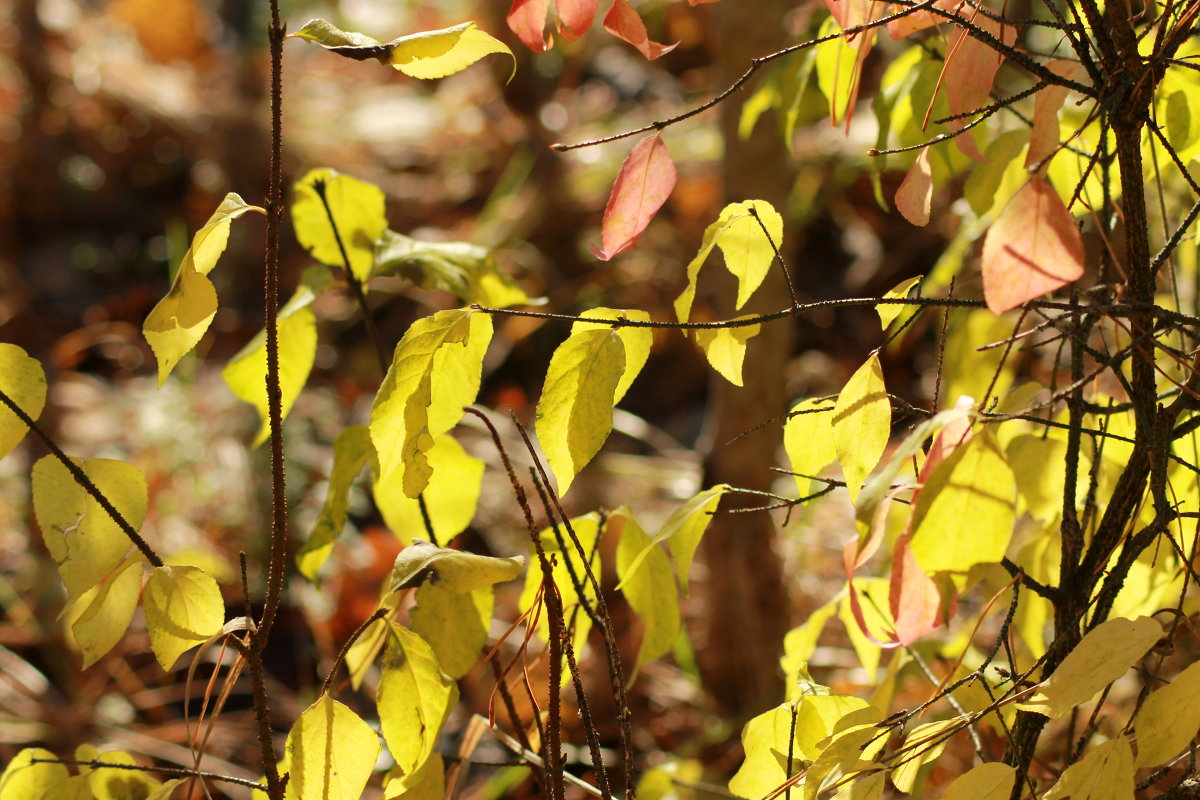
(1043, 737, 1134, 800)
(372, 230, 535, 307)
(728, 704, 798, 800)
(536, 327, 626, 495)
(801, 716, 886, 800)
(297, 425, 372, 581)
(781, 598, 840, 702)
(292, 168, 386, 283)
(370, 307, 492, 496)
(814, 16, 870, 126)
(938, 762, 1015, 800)
(143, 193, 263, 385)
(982, 177, 1084, 313)
(143, 565, 225, 670)
(593, 134, 676, 260)
(615, 508, 681, 679)
(602, 0, 677, 60)
(0, 748, 69, 799)
(410, 583, 492, 679)
(32, 456, 147, 602)
(1006, 433, 1089, 523)
(832, 354, 890, 503)
(876, 276, 922, 330)
(1019, 616, 1164, 719)
(378, 623, 459, 779)
(507, 0, 551, 52)
(941, 16, 1014, 119)
(385, 539, 524, 599)
(375, 433, 485, 546)
(67, 555, 143, 668)
(0, 344, 47, 461)
(895, 150, 932, 226)
(222, 266, 326, 447)
(86, 751, 162, 800)
(694, 320, 761, 386)
(891, 718, 960, 792)
(286, 695, 380, 800)
(621, 485, 728, 593)
(571, 308, 652, 402)
(784, 398, 837, 494)
(289, 20, 515, 81)
(384, 752, 445, 800)
(558, 0, 599, 39)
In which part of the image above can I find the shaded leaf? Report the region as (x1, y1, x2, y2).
(1043, 737, 1134, 800)
(297, 425, 372, 581)
(1026, 61, 1087, 170)
(0, 344, 47, 460)
(895, 149, 932, 226)
(378, 623, 459, 779)
(385, 539, 524, 598)
(615, 508, 681, 679)
(86, 751, 162, 800)
(286, 695, 380, 800)
(876, 276, 922, 330)
(1134, 660, 1200, 768)
(938, 762, 1015, 800)
(410, 584, 492, 679)
(291, 168, 386, 283)
(694, 320, 761, 386)
(384, 753, 445, 800)
(143, 565, 225, 670)
(1019, 616, 1163, 719)
(982, 177, 1084, 313)
(593, 134, 676, 260)
(832, 354, 890, 503)
(375, 433, 485, 546)
(603, 0, 678, 60)
(68, 555, 144, 668)
(372, 229, 535, 307)
(0, 748, 69, 800)
(558, 0, 599, 40)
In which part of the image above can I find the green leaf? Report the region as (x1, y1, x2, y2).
(0, 344, 47, 460)
(370, 308, 493, 496)
(876, 276, 922, 330)
(410, 583, 492, 679)
(143, 193, 263, 384)
(222, 266, 326, 446)
(1043, 737, 1134, 800)
(674, 200, 783, 324)
(1019, 616, 1164, 720)
(814, 16, 860, 126)
(620, 485, 728, 593)
(694, 319, 761, 386)
(143, 565, 225, 670)
(832, 354, 890, 503)
(297, 425, 373, 581)
(570, 308, 652, 403)
(286, 695, 380, 800)
(0, 748, 69, 800)
(385, 539, 524, 598)
(784, 398, 837, 494)
(909, 429, 1015, 573)
(292, 168, 387, 283)
(615, 508, 681, 679)
(67, 555, 143, 668)
(290, 20, 516, 81)
(372, 229, 535, 307)
(938, 763, 1016, 800)
(375, 432, 485, 546)
(378, 623, 459, 779)
(1135, 660, 1200, 768)
(32, 456, 148, 602)
(535, 326, 626, 495)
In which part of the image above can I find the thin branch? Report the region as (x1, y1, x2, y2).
(320, 607, 390, 696)
(29, 759, 265, 791)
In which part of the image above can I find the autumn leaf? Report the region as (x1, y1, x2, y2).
(143, 565, 225, 669)
(937, 762, 1015, 800)
(0, 344, 47, 461)
(982, 176, 1084, 313)
(614, 508, 681, 679)
(895, 149, 932, 226)
(832, 354, 890, 503)
(603, 0, 678, 60)
(1026, 60, 1087, 170)
(67, 555, 144, 668)
(378, 623, 458, 779)
(558, 0, 599, 40)
(286, 696, 380, 800)
(0, 748, 69, 799)
(694, 320, 761, 386)
(593, 134, 677, 260)
(384, 539, 524, 598)
(291, 168, 386, 282)
(507, 0, 551, 51)
(876, 275, 922, 329)
(1135, 660, 1200, 768)
(296, 425, 372, 580)
(1043, 737, 1134, 800)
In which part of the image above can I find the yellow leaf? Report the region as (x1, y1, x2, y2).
(620, 485, 727, 593)
(373, 229, 536, 307)
(794, 695, 871, 760)
(937, 763, 1015, 800)
(222, 267, 325, 446)
(375, 433, 485, 546)
(410, 583, 492, 679)
(1043, 737, 1134, 800)
(291, 168, 387, 282)
(694, 319, 761, 386)
(832, 355, 890, 503)
(87, 751, 162, 800)
(384, 753, 445, 800)
(674, 200, 783, 324)
(143, 565, 225, 670)
(571, 308, 652, 403)
(370, 308, 492, 496)
(385, 539, 524, 598)
(615, 508, 681, 679)
(1006, 433, 1089, 523)
(876, 276, 922, 330)
(297, 425, 372, 581)
(67, 555, 144, 668)
(909, 429, 1015, 573)
(0, 344, 47, 460)
(781, 598, 840, 702)
(890, 718, 960, 792)
(0, 748, 69, 799)
(1134, 660, 1200, 767)
(32, 456, 147, 602)
(728, 704, 798, 800)
(814, 16, 861, 125)
(286, 695, 380, 800)
(784, 398, 837, 493)
(378, 623, 458, 778)
(536, 327, 626, 495)
(802, 717, 887, 800)
(519, 514, 602, 653)
(143, 193, 262, 384)
(1019, 616, 1164, 720)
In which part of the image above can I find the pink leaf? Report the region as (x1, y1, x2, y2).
(943, 15, 1015, 118)
(603, 0, 678, 60)
(982, 177, 1084, 313)
(1026, 60, 1087, 170)
(886, 0, 960, 39)
(895, 149, 933, 226)
(842, 485, 912, 648)
(557, 0, 599, 40)
(508, 0, 552, 52)
(592, 133, 676, 261)
(889, 532, 944, 645)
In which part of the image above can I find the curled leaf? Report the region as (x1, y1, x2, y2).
(385, 539, 524, 598)
(603, 0, 678, 60)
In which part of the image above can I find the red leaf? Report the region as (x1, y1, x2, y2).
(895, 149, 933, 226)
(592, 133, 677, 261)
(1026, 60, 1086, 170)
(889, 532, 943, 645)
(603, 0, 678, 60)
(508, 0, 552, 52)
(982, 177, 1084, 313)
(557, 0, 599, 40)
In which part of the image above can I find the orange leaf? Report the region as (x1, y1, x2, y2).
(896, 149, 933, 226)
(943, 15, 1014, 118)
(889, 532, 945, 645)
(982, 177, 1084, 313)
(592, 134, 677, 261)
(603, 0, 678, 60)
(886, 0, 958, 39)
(1026, 60, 1086, 170)
(557, 0, 599, 40)
(508, 0, 552, 52)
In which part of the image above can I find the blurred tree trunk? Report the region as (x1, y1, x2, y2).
(698, 0, 794, 718)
